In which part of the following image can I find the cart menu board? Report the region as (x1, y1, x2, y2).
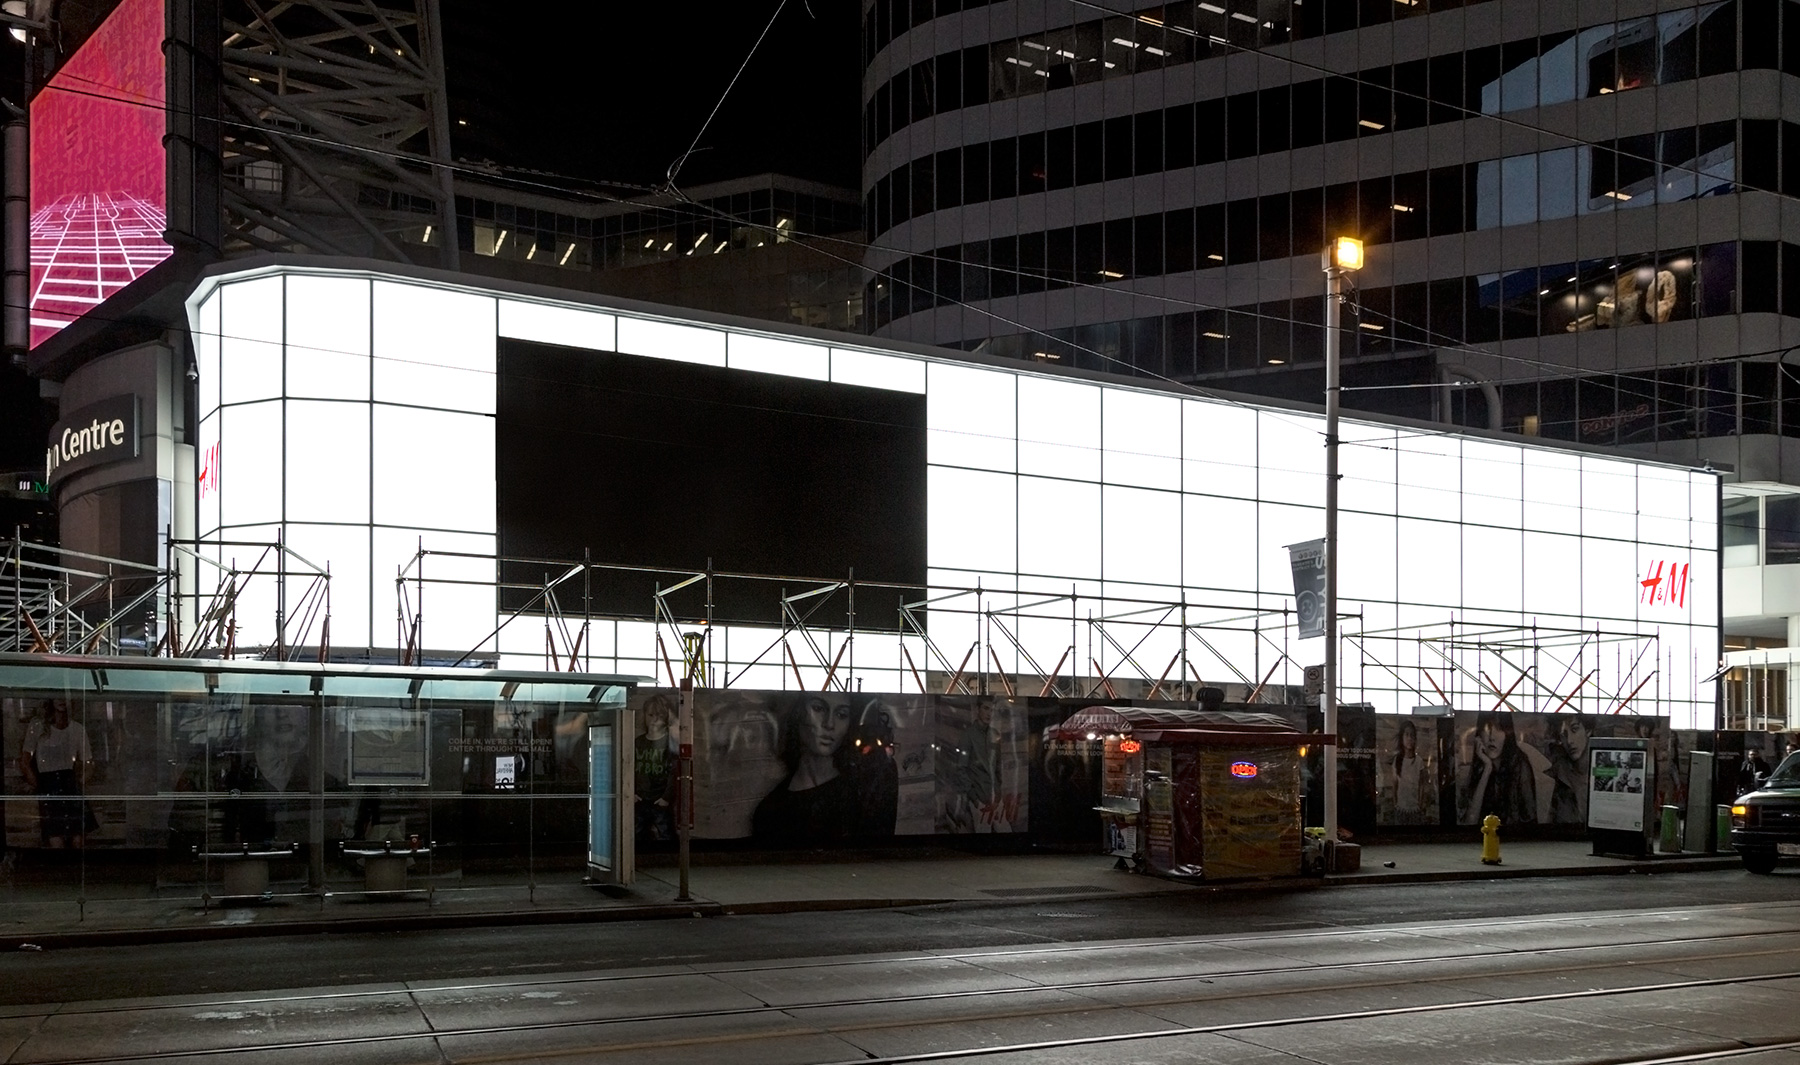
(1143, 746, 1174, 872)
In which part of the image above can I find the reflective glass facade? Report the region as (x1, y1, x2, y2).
(862, 0, 1800, 450)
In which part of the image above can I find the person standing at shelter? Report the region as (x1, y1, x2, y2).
(18, 700, 94, 849)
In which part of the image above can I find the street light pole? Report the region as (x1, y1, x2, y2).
(1321, 237, 1360, 856)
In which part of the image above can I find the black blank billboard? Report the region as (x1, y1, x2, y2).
(497, 338, 927, 624)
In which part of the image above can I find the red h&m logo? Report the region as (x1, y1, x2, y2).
(1640, 560, 1689, 608)
(197, 442, 220, 499)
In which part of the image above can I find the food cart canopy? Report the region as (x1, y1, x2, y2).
(1044, 705, 1328, 743)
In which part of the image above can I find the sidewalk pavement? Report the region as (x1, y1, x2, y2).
(0, 839, 1755, 951)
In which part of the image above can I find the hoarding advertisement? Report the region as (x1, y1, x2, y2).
(1587, 748, 1648, 832)
(28, 0, 172, 348)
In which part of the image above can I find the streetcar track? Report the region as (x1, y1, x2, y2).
(19, 900, 1800, 1019)
(24, 966, 1800, 1065)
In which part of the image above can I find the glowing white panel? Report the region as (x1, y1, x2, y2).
(1396, 434, 1461, 521)
(195, 290, 220, 417)
(1257, 412, 1324, 505)
(1522, 448, 1582, 535)
(1103, 486, 1180, 586)
(371, 282, 495, 414)
(615, 621, 660, 664)
(1635, 465, 1692, 547)
(219, 401, 282, 528)
(616, 316, 725, 367)
(1338, 422, 1396, 515)
(927, 465, 1016, 571)
(1581, 536, 1638, 620)
(285, 400, 368, 524)
(286, 275, 370, 401)
(1183, 496, 1255, 593)
(1461, 441, 1522, 529)
(1522, 531, 1583, 617)
(1257, 501, 1322, 594)
(928, 364, 1015, 472)
(1581, 457, 1638, 542)
(923, 580, 981, 668)
(1102, 388, 1181, 490)
(1396, 517, 1460, 607)
(371, 406, 494, 532)
(1183, 400, 1258, 499)
(1461, 525, 1522, 613)
(372, 527, 494, 651)
(830, 347, 925, 393)
(1690, 474, 1719, 550)
(1017, 375, 1100, 481)
(197, 410, 220, 537)
(217, 523, 282, 646)
(497, 299, 616, 351)
(727, 332, 829, 380)
(280, 523, 372, 649)
(219, 277, 284, 406)
(1017, 476, 1099, 577)
(1338, 511, 1397, 603)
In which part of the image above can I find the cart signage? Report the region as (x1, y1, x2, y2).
(1118, 739, 1142, 754)
(1230, 761, 1260, 778)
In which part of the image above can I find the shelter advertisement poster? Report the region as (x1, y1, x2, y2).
(1588, 748, 1648, 832)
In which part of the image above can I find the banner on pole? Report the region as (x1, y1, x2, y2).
(1286, 538, 1326, 639)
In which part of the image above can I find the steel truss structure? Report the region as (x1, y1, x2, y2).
(216, 0, 458, 266)
(1348, 621, 1670, 720)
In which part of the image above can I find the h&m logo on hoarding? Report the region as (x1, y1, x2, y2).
(198, 442, 220, 499)
(1640, 560, 1690, 608)
(43, 395, 138, 486)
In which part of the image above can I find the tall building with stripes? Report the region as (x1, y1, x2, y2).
(861, 0, 1800, 656)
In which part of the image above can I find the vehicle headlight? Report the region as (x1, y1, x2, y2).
(1731, 804, 1749, 827)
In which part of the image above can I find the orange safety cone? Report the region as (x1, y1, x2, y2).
(1480, 814, 1502, 865)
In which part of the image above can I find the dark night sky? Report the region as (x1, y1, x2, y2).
(0, 1, 866, 472)
(440, 0, 865, 192)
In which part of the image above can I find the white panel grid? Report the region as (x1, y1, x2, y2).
(1017, 476, 1099, 578)
(285, 275, 371, 401)
(195, 290, 221, 418)
(219, 277, 285, 406)
(1337, 422, 1397, 516)
(926, 466, 1016, 573)
(285, 400, 369, 525)
(1017, 375, 1101, 481)
(1256, 412, 1325, 506)
(1183, 494, 1257, 592)
(371, 406, 495, 533)
(1460, 440, 1523, 529)
(830, 347, 926, 393)
(1102, 387, 1181, 490)
(1102, 485, 1181, 587)
(497, 299, 616, 351)
(1522, 448, 1584, 535)
(218, 401, 283, 529)
(280, 523, 372, 649)
(1396, 517, 1462, 608)
(371, 281, 496, 414)
(1580, 456, 1639, 543)
(1183, 399, 1257, 498)
(927, 364, 1016, 472)
(1395, 434, 1461, 523)
(727, 332, 830, 380)
(615, 316, 726, 366)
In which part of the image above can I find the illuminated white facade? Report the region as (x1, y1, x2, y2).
(186, 261, 1721, 727)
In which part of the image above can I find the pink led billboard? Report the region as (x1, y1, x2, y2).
(28, 0, 170, 348)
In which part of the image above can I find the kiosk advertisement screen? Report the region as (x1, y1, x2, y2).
(1587, 748, 1647, 831)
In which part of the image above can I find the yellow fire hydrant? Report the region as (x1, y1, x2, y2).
(1480, 814, 1502, 865)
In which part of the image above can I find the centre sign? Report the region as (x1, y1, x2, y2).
(44, 395, 139, 486)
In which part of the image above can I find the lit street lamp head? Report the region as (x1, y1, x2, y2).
(1332, 236, 1364, 272)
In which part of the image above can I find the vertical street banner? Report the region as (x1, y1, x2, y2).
(1286, 539, 1326, 639)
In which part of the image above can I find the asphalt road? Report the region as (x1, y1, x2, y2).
(5, 869, 1800, 1065)
(2, 868, 1796, 1007)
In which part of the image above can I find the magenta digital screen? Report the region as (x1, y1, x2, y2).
(28, 0, 170, 348)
